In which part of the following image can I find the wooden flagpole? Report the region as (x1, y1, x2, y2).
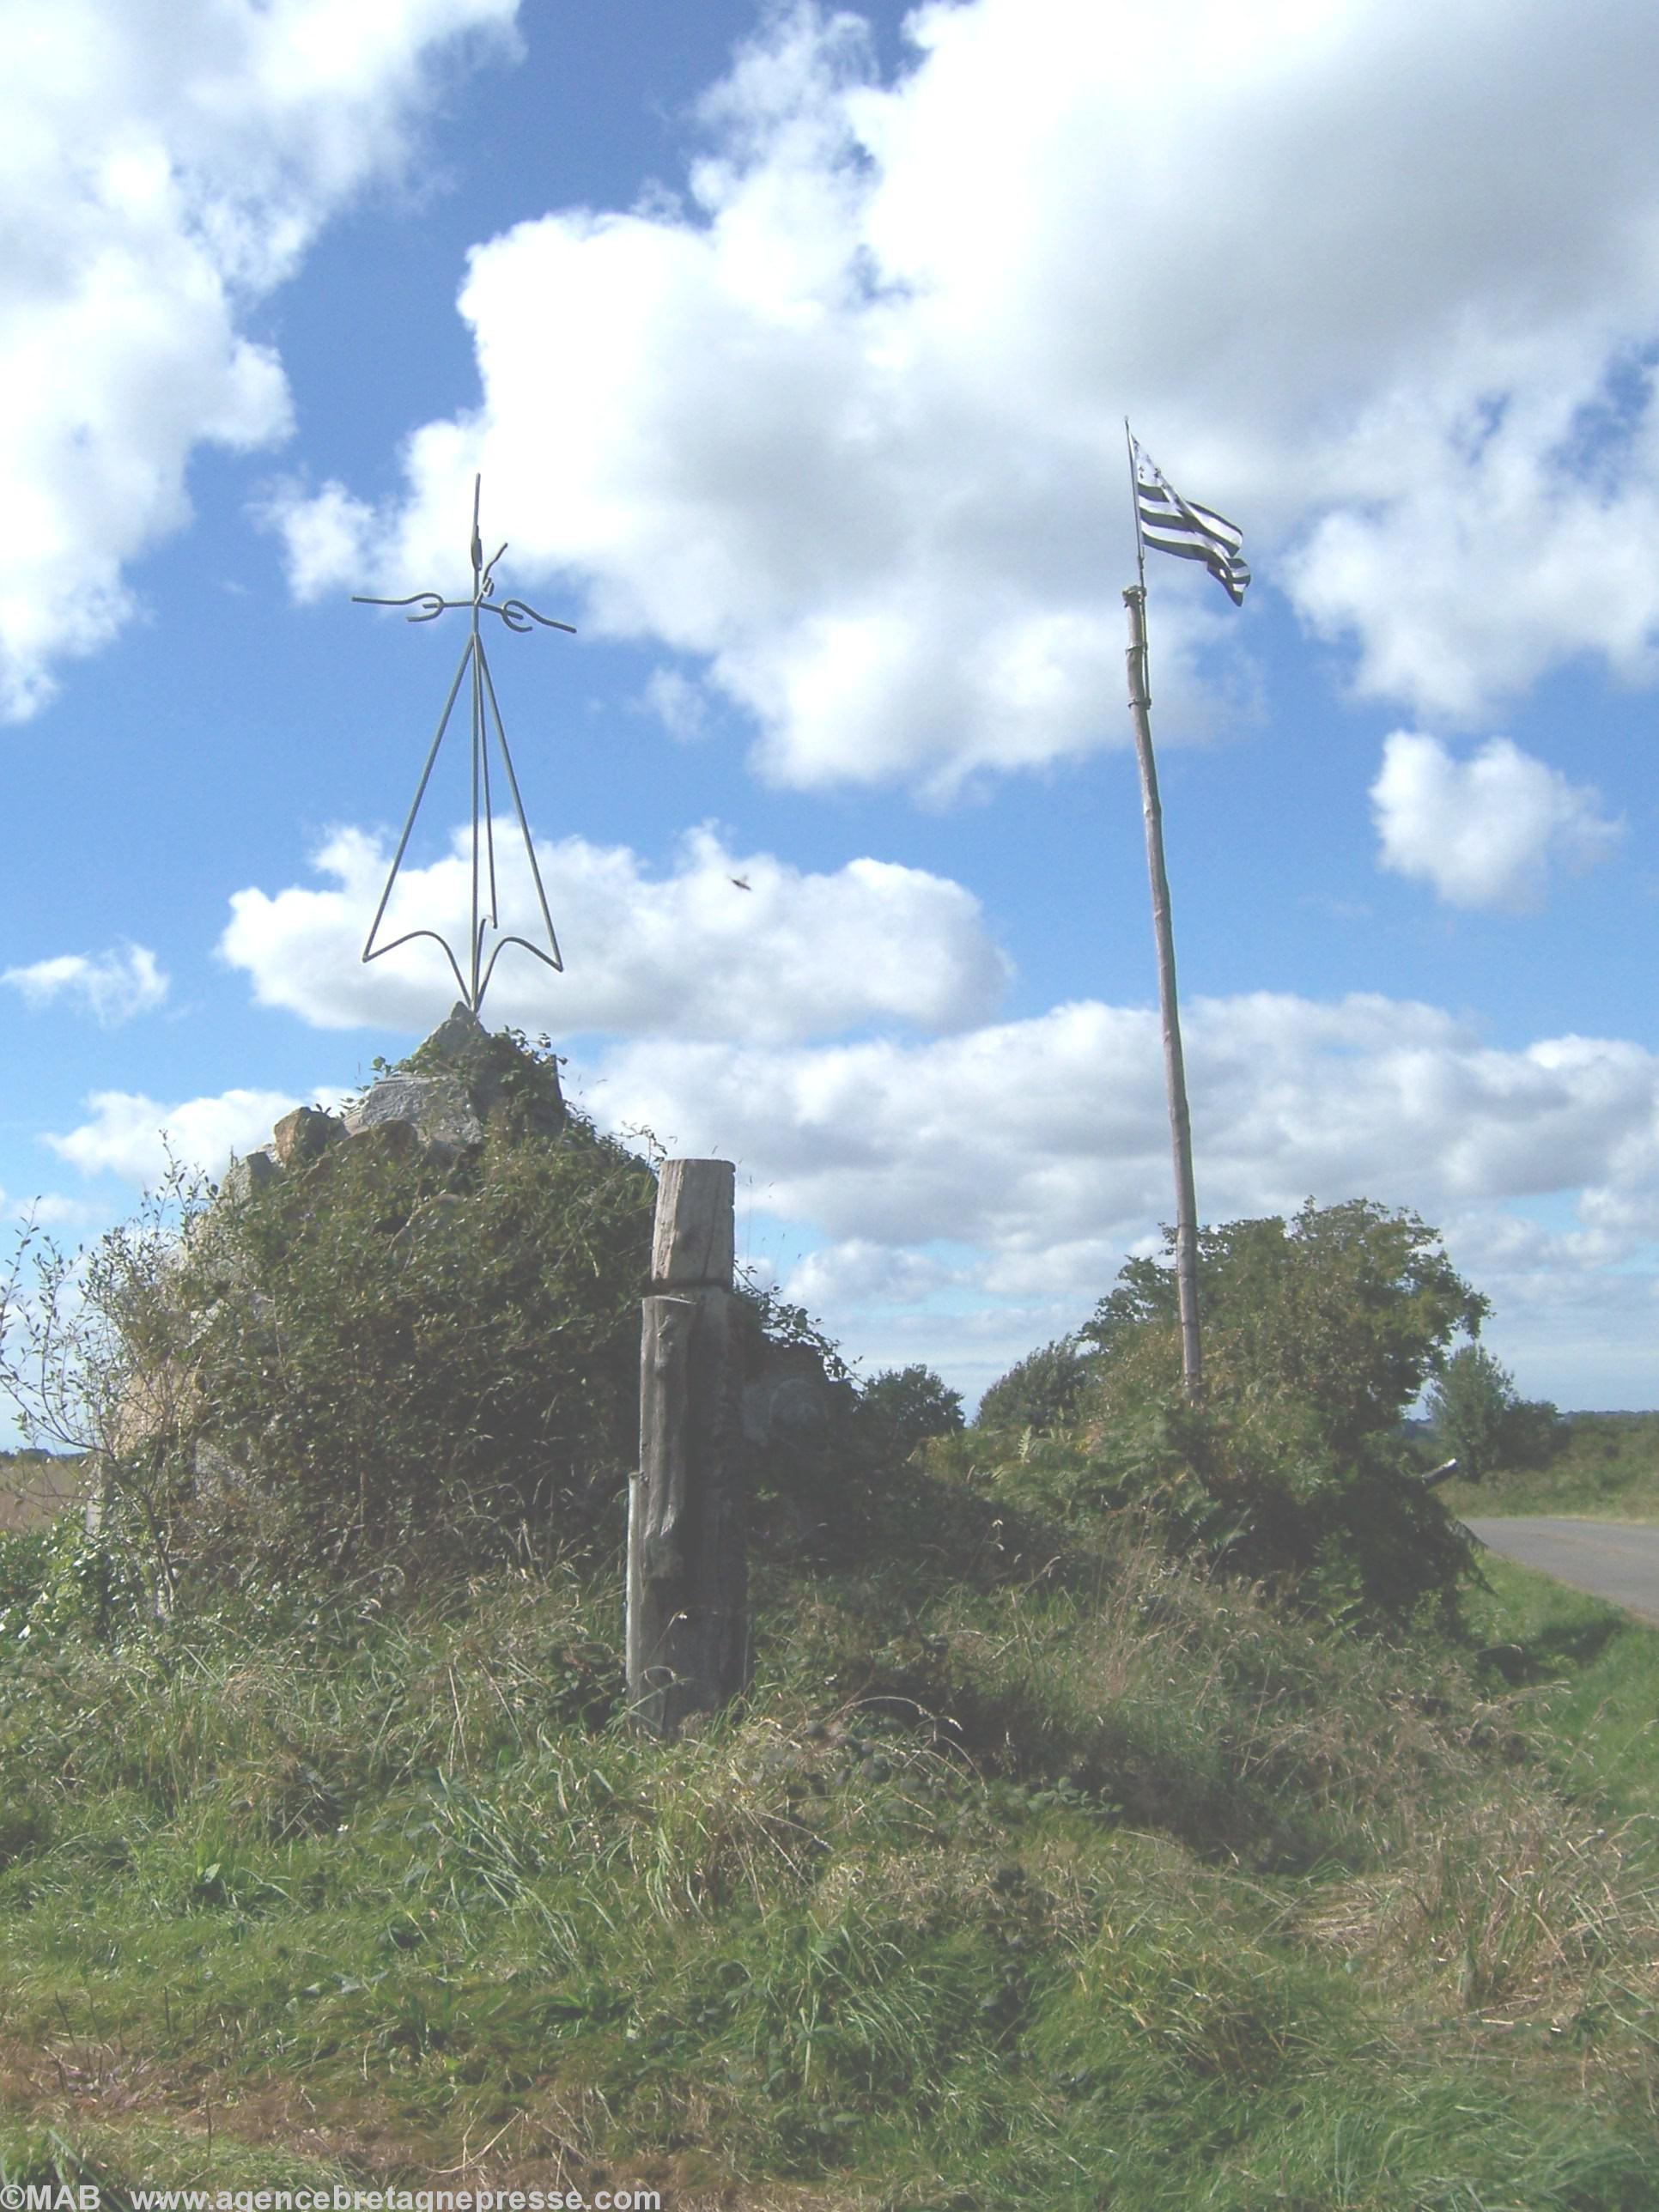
(1124, 425, 1203, 1396)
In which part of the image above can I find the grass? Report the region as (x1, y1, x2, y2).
(0, 1448, 87, 1534)
(0, 1489, 1657, 2209)
(1466, 1550, 1659, 1826)
(1437, 1411, 1659, 1522)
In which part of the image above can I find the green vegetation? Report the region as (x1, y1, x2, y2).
(1467, 1551, 1659, 1825)
(0, 1054, 655, 1604)
(975, 1336, 1091, 1436)
(1439, 1411, 1659, 1522)
(0, 1500, 1656, 2205)
(2, 1103, 1656, 2206)
(969, 1200, 1490, 1628)
(1427, 1342, 1558, 1486)
(854, 1364, 965, 1460)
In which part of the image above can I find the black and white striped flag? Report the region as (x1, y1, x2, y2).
(1132, 440, 1250, 606)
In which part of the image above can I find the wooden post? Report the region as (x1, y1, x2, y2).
(627, 1158, 747, 1734)
(1123, 584, 1203, 1398)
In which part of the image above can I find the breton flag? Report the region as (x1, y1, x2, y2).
(1131, 439, 1250, 606)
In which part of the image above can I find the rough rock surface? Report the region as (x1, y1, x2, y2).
(344, 1073, 483, 1157)
(272, 1105, 345, 1169)
(742, 1341, 856, 1448)
(220, 1148, 281, 1205)
(216, 1002, 568, 1202)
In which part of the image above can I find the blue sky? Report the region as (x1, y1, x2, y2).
(4, 0, 1659, 1422)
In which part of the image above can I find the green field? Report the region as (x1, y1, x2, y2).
(4, 1128, 1654, 2204)
(1437, 1410, 1659, 1522)
(0, 1448, 88, 1533)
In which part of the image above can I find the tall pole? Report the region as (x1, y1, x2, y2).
(468, 482, 485, 1011)
(1122, 575, 1204, 1398)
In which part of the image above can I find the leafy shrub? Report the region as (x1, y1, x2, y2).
(977, 1335, 1092, 1434)
(169, 1109, 655, 1583)
(1084, 1200, 1486, 1454)
(856, 1364, 964, 1457)
(0, 1525, 52, 1632)
(1429, 1342, 1559, 1481)
(985, 1200, 1489, 1626)
(1, 1043, 659, 1605)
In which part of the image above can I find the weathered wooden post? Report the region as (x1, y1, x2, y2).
(627, 1158, 748, 1734)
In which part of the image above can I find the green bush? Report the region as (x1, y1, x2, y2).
(977, 1335, 1091, 1434)
(1085, 1199, 1486, 1454)
(986, 1200, 1488, 1626)
(1, 1042, 659, 1607)
(856, 1364, 964, 1456)
(167, 1109, 656, 1583)
(1429, 1342, 1559, 1481)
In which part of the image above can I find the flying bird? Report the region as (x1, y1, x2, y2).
(730, 876, 751, 890)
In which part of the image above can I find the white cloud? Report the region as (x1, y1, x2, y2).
(271, 0, 1659, 789)
(641, 668, 711, 743)
(218, 821, 1010, 1040)
(3, 942, 170, 1024)
(1370, 733, 1623, 910)
(6, 1192, 110, 1231)
(781, 1239, 966, 1312)
(44, 1086, 306, 1184)
(1425, 1206, 1659, 1411)
(580, 988, 1659, 1401)
(34, 981, 1659, 1406)
(0, 0, 519, 717)
(269, 477, 380, 602)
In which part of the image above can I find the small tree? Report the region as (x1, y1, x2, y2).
(1427, 1344, 1512, 1484)
(1061, 1199, 1489, 1623)
(858, 1364, 964, 1459)
(1429, 1343, 1558, 1482)
(1085, 1199, 1488, 1459)
(977, 1336, 1092, 1434)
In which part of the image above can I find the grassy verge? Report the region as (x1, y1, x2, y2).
(1438, 1411, 1659, 1521)
(1, 1498, 1656, 2209)
(1466, 1550, 1659, 1826)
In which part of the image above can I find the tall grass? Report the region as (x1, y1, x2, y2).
(1, 1510, 1656, 2207)
(1466, 1550, 1659, 1825)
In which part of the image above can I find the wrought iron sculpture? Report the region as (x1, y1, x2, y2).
(353, 477, 574, 1017)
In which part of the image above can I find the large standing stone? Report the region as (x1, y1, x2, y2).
(416, 1001, 566, 1139)
(341, 1003, 567, 1153)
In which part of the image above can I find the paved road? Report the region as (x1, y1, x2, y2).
(1463, 1516, 1659, 1626)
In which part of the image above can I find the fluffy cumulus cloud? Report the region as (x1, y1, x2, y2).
(218, 821, 1009, 1039)
(33, 975, 1659, 1405)
(44, 1086, 308, 1184)
(2, 941, 169, 1024)
(590, 995, 1659, 1263)
(1370, 733, 1623, 910)
(0, 0, 518, 718)
(585, 991, 1659, 1400)
(271, 0, 1659, 793)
